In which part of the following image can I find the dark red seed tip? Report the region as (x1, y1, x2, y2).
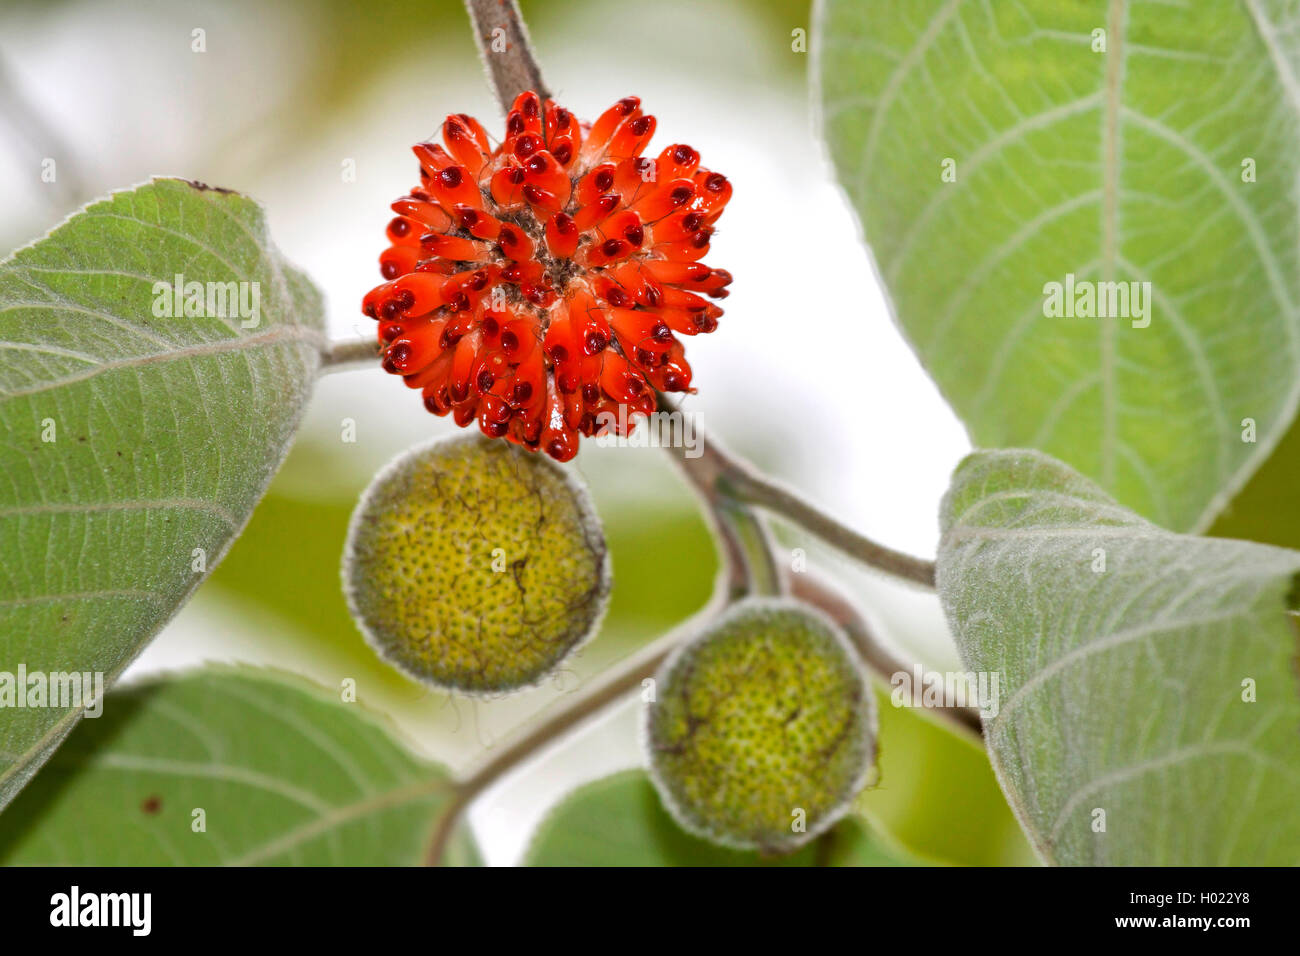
(382, 343, 411, 373)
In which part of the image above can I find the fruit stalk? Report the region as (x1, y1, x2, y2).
(464, 0, 551, 108)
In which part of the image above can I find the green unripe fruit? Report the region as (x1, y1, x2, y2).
(342, 435, 611, 694)
(643, 599, 876, 853)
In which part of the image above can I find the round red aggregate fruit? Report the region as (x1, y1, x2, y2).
(362, 91, 733, 462)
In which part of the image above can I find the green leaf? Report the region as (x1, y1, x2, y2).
(0, 667, 479, 865)
(524, 770, 925, 866)
(0, 179, 326, 808)
(937, 448, 1300, 865)
(817, 0, 1300, 533)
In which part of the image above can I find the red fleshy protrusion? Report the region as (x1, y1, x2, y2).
(362, 94, 732, 462)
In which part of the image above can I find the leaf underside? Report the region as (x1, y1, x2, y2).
(0, 667, 478, 865)
(0, 179, 326, 809)
(938, 448, 1300, 865)
(818, 0, 1300, 533)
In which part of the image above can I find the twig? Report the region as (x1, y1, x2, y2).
(727, 465, 936, 589)
(463, 0, 550, 109)
(655, 394, 783, 599)
(319, 336, 379, 372)
(790, 574, 981, 735)
(657, 395, 935, 589)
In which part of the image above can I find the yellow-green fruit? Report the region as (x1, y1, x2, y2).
(343, 435, 610, 694)
(644, 599, 875, 853)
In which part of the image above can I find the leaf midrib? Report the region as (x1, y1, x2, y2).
(0, 323, 325, 401)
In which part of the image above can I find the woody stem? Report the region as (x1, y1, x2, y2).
(463, 0, 550, 109)
(320, 337, 379, 372)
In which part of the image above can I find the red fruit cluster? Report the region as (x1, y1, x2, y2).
(362, 91, 732, 462)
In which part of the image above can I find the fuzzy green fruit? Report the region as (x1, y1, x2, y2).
(343, 435, 610, 694)
(644, 599, 876, 853)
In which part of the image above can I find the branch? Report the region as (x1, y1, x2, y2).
(655, 394, 783, 599)
(727, 464, 936, 589)
(319, 336, 379, 373)
(791, 573, 981, 735)
(657, 395, 935, 589)
(463, 0, 550, 108)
